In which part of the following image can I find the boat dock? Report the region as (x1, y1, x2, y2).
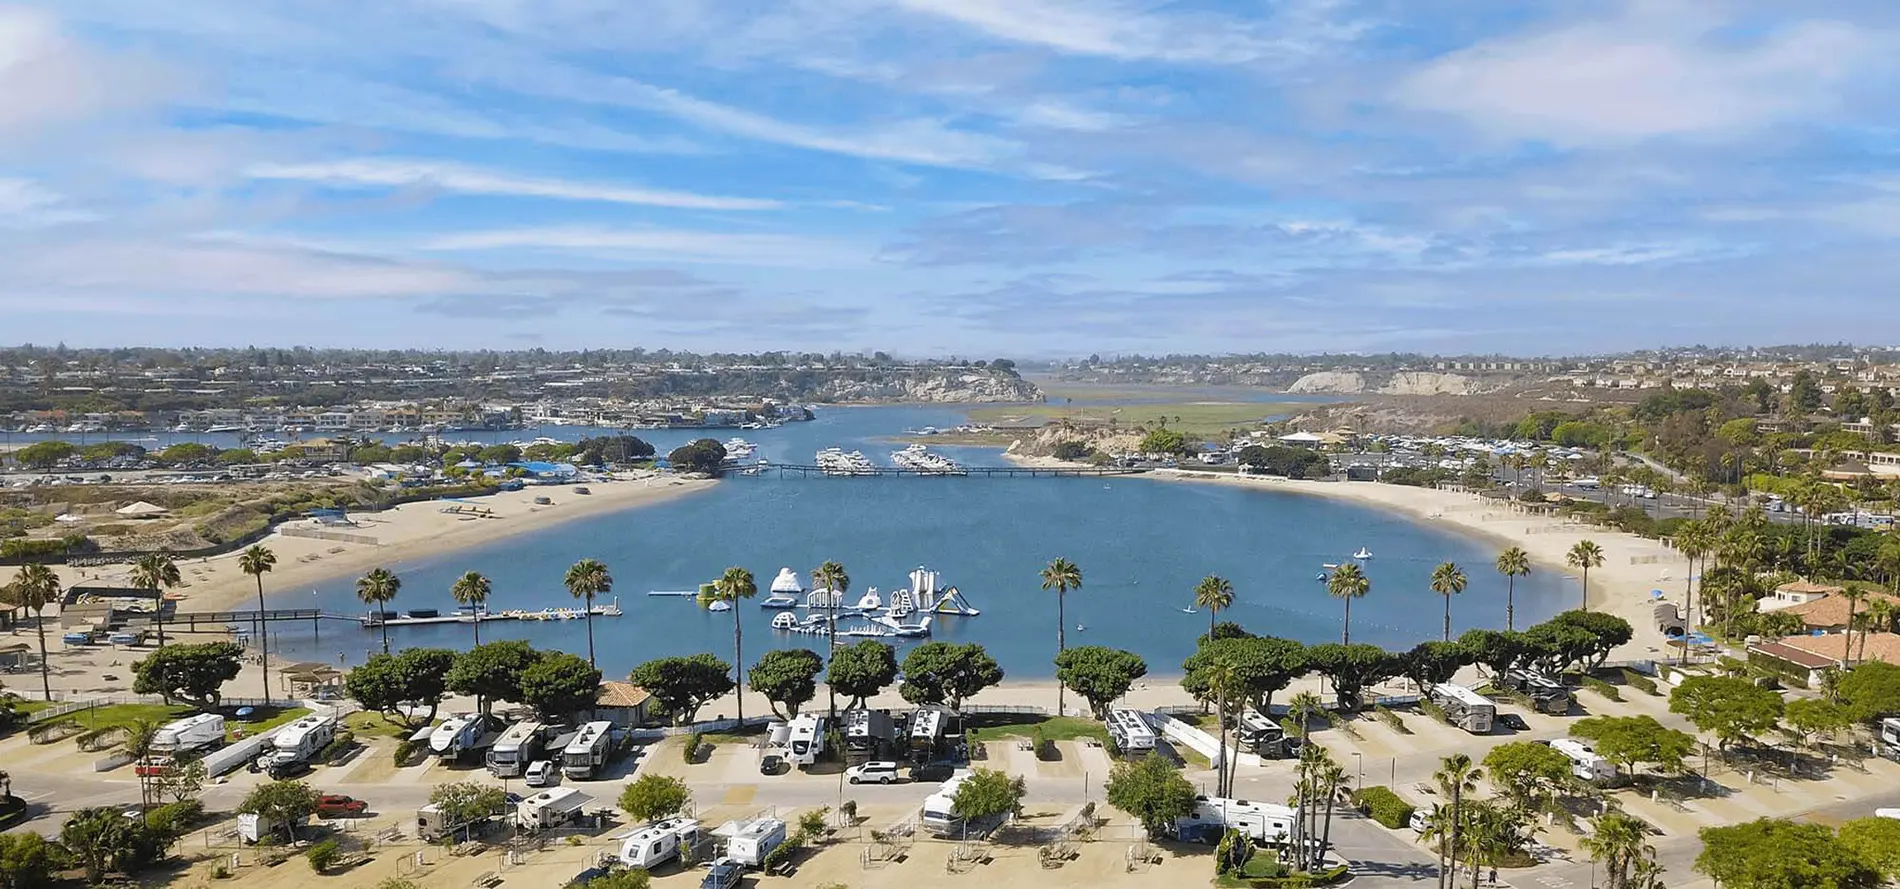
(769, 464, 1147, 479)
(361, 599, 622, 627)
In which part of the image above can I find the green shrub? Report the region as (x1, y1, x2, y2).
(1621, 669, 1658, 696)
(146, 800, 205, 837)
(306, 839, 341, 872)
(320, 730, 356, 763)
(1418, 699, 1449, 724)
(761, 833, 804, 871)
(683, 732, 703, 764)
(1373, 706, 1410, 735)
(1580, 675, 1622, 702)
(1350, 786, 1414, 830)
(393, 738, 419, 766)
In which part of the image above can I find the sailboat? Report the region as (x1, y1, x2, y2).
(1181, 606, 1198, 614)
(1352, 547, 1373, 560)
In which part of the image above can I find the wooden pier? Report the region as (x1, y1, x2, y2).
(769, 464, 1147, 479)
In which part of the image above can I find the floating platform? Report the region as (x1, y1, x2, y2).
(362, 598, 622, 626)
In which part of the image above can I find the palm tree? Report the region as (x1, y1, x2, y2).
(1326, 562, 1370, 644)
(449, 571, 492, 646)
(563, 559, 613, 668)
(1430, 562, 1468, 642)
(1419, 804, 1454, 889)
(1494, 547, 1530, 632)
(1194, 574, 1235, 641)
(1040, 558, 1083, 715)
(1842, 586, 1868, 664)
(238, 545, 276, 701)
(129, 552, 181, 648)
(5, 564, 60, 700)
(1205, 656, 1240, 798)
(124, 717, 161, 811)
(1580, 811, 1655, 889)
(354, 568, 402, 655)
(1566, 540, 1605, 611)
(1675, 521, 1713, 662)
(812, 560, 849, 720)
(700, 567, 757, 727)
(1287, 691, 1324, 742)
(1433, 754, 1482, 889)
(1316, 756, 1349, 872)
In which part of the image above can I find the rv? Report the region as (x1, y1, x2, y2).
(717, 816, 788, 867)
(908, 708, 946, 759)
(260, 712, 337, 769)
(152, 713, 225, 755)
(516, 787, 593, 832)
(1236, 709, 1297, 758)
(488, 720, 547, 778)
(237, 812, 305, 844)
(1881, 717, 1900, 761)
(785, 714, 829, 768)
(921, 771, 974, 836)
(429, 713, 485, 758)
(1430, 683, 1496, 734)
(562, 721, 616, 780)
(618, 817, 703, 869)
(1501, 669, 1571, 715)
(1173, 796, 1300, 846)
(1549, 738, 1618, 783)
(843, 709, 894, 754)
(417, 802, 492, 841)
(1107, 709, 1156, 753)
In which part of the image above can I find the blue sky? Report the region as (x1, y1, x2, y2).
(4, 0, 1900, 356)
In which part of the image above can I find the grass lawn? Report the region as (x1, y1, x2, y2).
(62, 703, 309, 740)
(14, 700, 51, 715)
(966, 400, 1308, 437)
(966, 715, 1110, 746)
(344, 710, 418, 739)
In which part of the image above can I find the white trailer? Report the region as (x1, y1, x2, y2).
(618, 817, 703, 869)
(237, 812, 305, 844)
(429, 713, 484, 758)
(488, 720, 546, 777)
(908, 708, 946, 757)
(416, 803, 486, 842)
(716, 816, 788, 867)
(152, 713, 225, 755)
(843, 709, 893, 753)
(1107, 709, 1156, 752)
(1430, 683, 1496, 734)
(515, 787, 593, 832)
(562, 721, 615, 779)
(785, 714, 828, 767)
(1174, 796, 1300, 846)
(921, 771, 974, 836)
(261, 712, 336, 767)
(1550, 738, 1617, 783)
(1880, 717, 1900, 761)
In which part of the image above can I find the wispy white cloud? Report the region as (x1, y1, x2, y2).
(420, 226, 870, 268)
(889, 0, 1337, 65)
(246, 159, 783, 211)
(0, 5, 187, 133)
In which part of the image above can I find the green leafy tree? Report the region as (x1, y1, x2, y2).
(1458, 629, 1529, 678)
(238, 780, 322, 842)
(950, 768, 1026, 822)
(1138, 428, 1187, 456)
(1040, 558, 1083, 715)
(618, 774, 692, 824)
(1193, 575, 1235, 642)
(428, 781, 506, 842)
(576, 869, 652, 889)
(1838, 817, 1900, 880)
(1053, 646, 1148, 718)
(1521, 620, 1598, 675)
(1697, 818, 1879, 889)
(129, 552, 182, 648)
(628, 654, 734, 725)
(59, 807, 168, 884)
(355, 567, 402, 655)
(0, 832, 63, 889)
(3, 562, 60, 699)
(519, 651, 603, 720)
(1303, 642, 1395, 710)
(446, 640, 541, 715)
(699, 566, 757, 726)
(1571, 716, 1695, 779)
(1669, 675, 1784, 752)
(344, 648, 456, 727)
(1483, 741, 1577, 815)
(1566, 540, 1605, 611)
(1397, 641, 1469, 693)
(748, 648, 824, 719)
(1782, 697, 1852, 750)
(1180, 635, 1307, 714)
(449, 571, 492, 645)
(666, 438, 728, 474)
(132, 641, 243, 709)
(898, 642, 1004, 710)
(1546, 610, 1634, 670)
(1429, 562, 1468, 642)
(1838, 661, 1900, 722)
(826, 640, 897, 710)
(1581, 811, 1659, 889)
(1433, 754, 1482, 889)
(1326, 562, 1371, 644)
(13, 440, 76, 469)
(564, 558, 614, 668)
(1105, 754, 1198, 838)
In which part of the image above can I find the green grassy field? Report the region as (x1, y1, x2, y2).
(966, 401, 1307, 437)
(61, 703, 309, 739)
(965, 714, 1110, 745)
(344, 709, 417, 739)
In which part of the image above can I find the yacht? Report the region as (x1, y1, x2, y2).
(889, 443, 965, 475)
(724, 438, 757, 460)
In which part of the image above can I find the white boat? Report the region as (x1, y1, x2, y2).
(1353, 548, 1373, 560)
(771, 612, 798, 630)
(1321, 563, 1340, 570)
(1181, 607, 1198, 614)
(708, 601, 732, 613)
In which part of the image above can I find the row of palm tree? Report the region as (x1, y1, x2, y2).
(1312, 548, 1540, 646)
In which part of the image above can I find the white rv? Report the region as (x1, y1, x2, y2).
(515, 787, 593, 831)
(843, 709, 894, 754)
(921, 771, 974, 836)
(1430, 683, 1496, 734)
(1174, 796, 1299, 846)
(618, 817, 703, 869)
(152, 713, 225, 755)
(429, 713, 484, 758)
(562, 721, 615, 779)
(488, 720, 546, 777)
(716, 816, 788, 867)
(1107, 709, 1156, 752)
(908, 708, 946, 758)
(417, 802, 492, 841)
(261, 712, 336, 768)
(1550, 738, 1617, 783)
(785, 714, 828, 768)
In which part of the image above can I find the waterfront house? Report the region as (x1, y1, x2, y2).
(1777, 589, 1900, 633)
(1761, 580, 1842, 611)
(591, 681, 652, 729)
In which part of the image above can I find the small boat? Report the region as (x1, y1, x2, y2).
(1315, 572, 1329, 581)
(1181, 607, 1198, 614)
(1076, 623, 1086, 632)
(1322, 563, 1340, 570)
(1352, 548, 1373, 560)
(708, 601, 732, 612)
(771, 612, 798, 630)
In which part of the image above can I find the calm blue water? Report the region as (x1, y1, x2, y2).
(251, 405, 1569, 678)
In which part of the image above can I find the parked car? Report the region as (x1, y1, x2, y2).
(1497, 713, 1530, 732)
(267, 758, 312, 780)
(524, 760, 557, 787)
(759, 754, 787, 776)
(316, 794, 368, 818)
(700, 859, 744, 889)
(846, 761, 900, 785)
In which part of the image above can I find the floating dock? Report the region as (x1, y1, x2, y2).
(361, 598, 622, 627)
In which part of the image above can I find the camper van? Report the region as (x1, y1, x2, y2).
(417, 802, 494, 841)
(515, 787, 593, 832)
(921, 771, 974, 836)
(488, 720, 546, 778)
(785, 715, 829, 768)
(908, 708, 946, 759)
(429, 713, 485, 758)
(152, 713, 225, 755)
(843, 709, 894, 755)
(259, 712, 336, 770)
(1107, 709, 1156, 753)
(1549, 738, 1618, 783)
(1430, 683, 1496, 734)
(562, 721, 616, 780)
(716, 816, 788, 867)
(618, 817, 703, 869)
(1501, 669, 1571, 715)
(1173, 796, 1300, 846)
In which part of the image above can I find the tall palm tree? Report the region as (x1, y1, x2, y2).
(812, 560, 849, 720)
(5, 564, 60, 700)
(563, 559, 613, 668)
(1287, 691, 1324, 742)
(1326, 562, 1370, 644)
(355, 568, 402, 655)
(129, 552, 181, 648)
(238, 545, 276, 701)
(1841, 585, 1868, 663)
(700, 567, 757, 727)
(1419, 805, 1454, 889)
(1494, 547, 1530, 632)
(1040, 558, 1083, 715)
(124, 717, 161, 811)
(1580, 811, 1655, 889)
(1430, 562, 1467, 642)
(449, 571, 492, 646)
(1433, 754, 1482, 889)
(1566, 540, 1605, 611)
(1205, 656, 1240, 798)
(1194, 574, 1235, 641)
(1675, 521, 1713, 662)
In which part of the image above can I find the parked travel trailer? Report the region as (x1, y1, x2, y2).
(260, 712, 336, 768)
(1501, 669, 1571, 715)
(1174, 796, 1300, 846)
(515, 787, 593, 832)
(1236, 709, 1298, 758)
(1107, 709, 1156, 752)
(619, 817, 703, 869)
(908, 708, 947, 758)
(488, 720, 547, 778)
(417, 802, 493, 841)
(921, 771, 975, 836)
(1881, 717, 1900, 761)
(716, 816, 788, 867)
(238, 812, 304, 844)
(151, 714, 225, 755)
(429, 713, 485, 758)
(1548, 738, 1618, 783)
(562, 721, 616, 779)
(843, 709, 894, 753)
(785, 714, 829, 768)
(1430, 683, 1496, 734)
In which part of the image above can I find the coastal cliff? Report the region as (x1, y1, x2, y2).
(819, 370, 1042, 404)
(1287, 370, 1480, 396)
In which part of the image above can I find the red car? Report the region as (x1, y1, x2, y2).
(315, 794, 368, 818)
